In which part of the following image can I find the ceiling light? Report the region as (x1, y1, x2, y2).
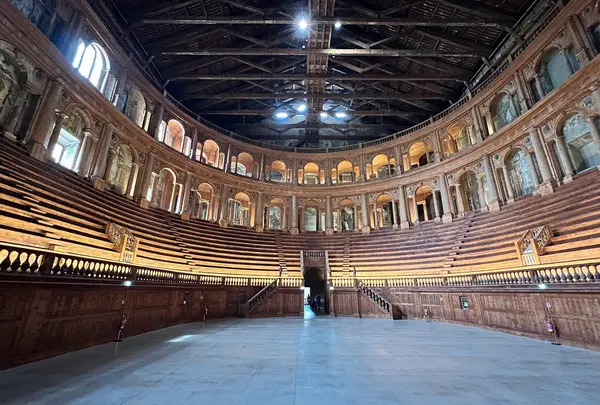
(334, 111, 347, 119)
(298, 18, 309, 30)
(320, 111, 328, 119)
(275, 111, 289, 119)
(334, 21, 342, 29)
(297, 104, 307, 112)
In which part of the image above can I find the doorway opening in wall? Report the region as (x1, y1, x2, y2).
(304, 267, 327, 316)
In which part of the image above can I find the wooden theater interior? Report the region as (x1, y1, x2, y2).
(1, 0, 600, 404)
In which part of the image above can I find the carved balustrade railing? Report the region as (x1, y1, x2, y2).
(515, 225, 553, 266)
(357, 281, 391, 314)
(0, 243, 303, 287)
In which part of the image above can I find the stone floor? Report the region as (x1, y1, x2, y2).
(1, 318, 600, 405)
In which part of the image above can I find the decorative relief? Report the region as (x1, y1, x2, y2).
(493, 153, 501, 162)
(582, 95, 594, 108)
(475, 162, 483, 170)
(523, 137, 531, 147)
(106, 223, 139, 264)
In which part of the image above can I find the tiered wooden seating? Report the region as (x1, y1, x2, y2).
(2, 137, 600, 280)
(449, 169, 600, 272)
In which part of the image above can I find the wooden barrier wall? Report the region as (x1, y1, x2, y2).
(384, 287, 600, 350)
(247, 289, 304, 318)
(0, 279, 261, 369)
(330, 289, 390, 318)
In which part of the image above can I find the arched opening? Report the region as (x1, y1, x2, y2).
(164, 119, 185, 152)
(124, 87, 146, 127)
(561, 114, 600, 172)
(193, 183, 214, 220)
(505, 149, 536, 197)
(443, 122, 473, 156)
(303, 162, 319, 185)
(371, 154, 391, 179)
(270, 160, 287, 182)
(337, 160, 355, 183)
(338, 199, 355, 231)
(150, 168, 177, 212)
(376, 194, 394, 228)
(304, 267, 327, 315)
(229, 192, 251, 227)
(538, 48, 579, 96)
(303, 201, 319, 232)
(50, 111, 84, 170)
(107, 144, 133, 195)
(414, 185, 435, 222)
(235, 152, 254, 177)
(202, 139, 220, 167)
(72, 40, 111, 91)
(194, 142, 203, 161)
(460, 172, 482, 212)
(491, 93, 520, 132)
(409, 142, 431, 169)
(268, 198, 284, 230)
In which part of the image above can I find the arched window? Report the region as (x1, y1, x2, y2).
(268, 198, 284, 230)
(124, 88, 146, 127)
(270, 160, 287, 182)
(561, 114, 600, 172)
(50, 112, 84, 170)
(303, 163, 319, 185)
(164, 119, 185, 152)
(409, 142, 429, 168)
(444, 123, 473, 156)
(460, 172, 482, 212)
(538, 49, 579, 96)
(304, 206, 318, 231)
(376, 194, 394, 228)
(339, 199, 355, 231)
(491, 93, 519, 131)
(414, 186, 434, 222)
(150, 168, 177, 211)
(229, 192, 251, 226)
(202, 140, 220, 166)
(194, 183, 214, 220)
(72, 40, 111, 91)
(236, 152, 254, 177)
(371, 154, 390, 179)
(337, 160, 354, 183)
(506, 149, 535, 197)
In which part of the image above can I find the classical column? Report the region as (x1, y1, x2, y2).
(471, 108, 484, 143)
(501, 165, 515, 203)
(534, 75, 545, 99)
(398, 186, 409, 229)
(410, 195, 419, 224)
(26, 80, 63, 160)
(291, 195, 298, 235)
(432, 191, 441, 223)
(394, 145, 404, 175)
(282, 205, 288, 231)
(372, 203, 379, 230)
(482, 155, 500, 211)
(149, 103, 164, 140)
(555, 135, 575, 182)
(102, 148, 116, 183)
(439, 173, 453, 223)
(224, 144, 231, 173)
(259, 153, 265, 180)
(359, 155, 365, 182)
(180, 172, 193, 220)
(74, 131, 92, 173)
(391, 199, 398, 229)
(477, 177, 487, 211)
(46, 112, 68, 160)
(138, 152, 155, 208)
(454, 184, 466, 216)
(2, 90, 28, 139)
(218, 186, 229, 227)
(125, 164, 139, 199)
(80, 136, 98, 178)
(525, 153, 540, 189)
(299, 207, 305, 232)
(91, 123, 113, 190)
(325, 196, 333, 235)
(360, 193, 370, 234)
(255, 192, 264, 232)
(587, 117, 600, 166)
(529, 128, 555, 194)
(113, 68, 128, 110)
(189, 128, 198, 159)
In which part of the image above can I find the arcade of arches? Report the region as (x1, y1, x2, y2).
(3, 2, 600, 401)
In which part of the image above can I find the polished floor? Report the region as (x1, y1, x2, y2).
(1, 318, 599, 405)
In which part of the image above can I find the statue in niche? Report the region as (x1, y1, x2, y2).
(341, 206, 354, 230)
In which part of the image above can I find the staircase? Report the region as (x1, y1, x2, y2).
(342, 235, 351, 273)
(443, 213, 475, 269)
(275, 233, 288, 276)
(357, 281, 392, 317)
(238, 279, 279, 317)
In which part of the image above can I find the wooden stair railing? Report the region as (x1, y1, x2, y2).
(357, 281, 392, 317)
(239, 278, 279, 318)
(515, 225, 553, 266)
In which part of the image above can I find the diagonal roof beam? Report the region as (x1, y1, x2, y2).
(437, 0, 518, 23)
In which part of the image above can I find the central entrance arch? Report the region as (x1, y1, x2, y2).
(304, 267, 327, 315)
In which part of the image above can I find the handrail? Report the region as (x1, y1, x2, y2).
(357, 280, 391, 314)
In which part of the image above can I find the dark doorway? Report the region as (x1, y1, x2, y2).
(304, 267, 327, 315)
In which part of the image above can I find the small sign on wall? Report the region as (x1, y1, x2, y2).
(459, 295, 469, 310)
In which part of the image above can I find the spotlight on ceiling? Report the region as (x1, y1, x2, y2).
(297, 104, 307, 112)
(334, 21, 342, 29)
(320, 111, 328, 119)
(298, 18, 309, 30)
(275, 111, 289, 119)
(334, 111, 348, 119)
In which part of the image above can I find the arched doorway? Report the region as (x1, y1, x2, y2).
(304, 267, 327, 316)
